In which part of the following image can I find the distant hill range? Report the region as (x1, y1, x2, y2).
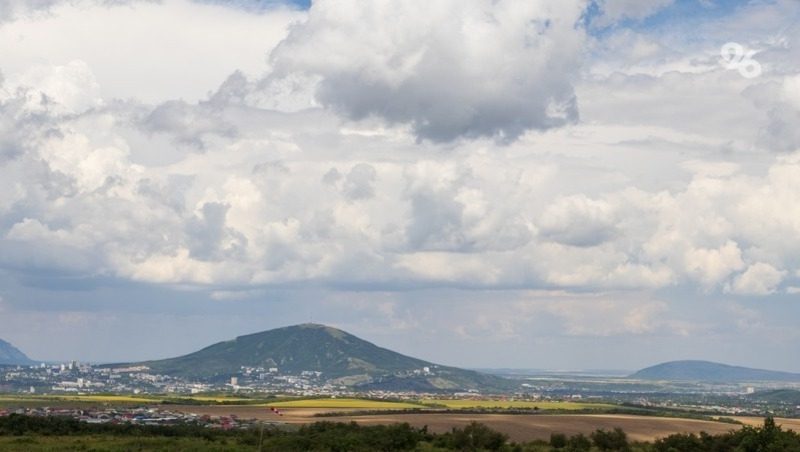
(119, 324, 515, 392)
(0, 338, 33, 366)
(630, 360, 800, 382)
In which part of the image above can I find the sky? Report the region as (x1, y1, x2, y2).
(0, 0, 799, 372)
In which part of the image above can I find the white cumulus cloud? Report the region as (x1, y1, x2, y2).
(726, 263, 787, 296)
(269, 0, 586, 142)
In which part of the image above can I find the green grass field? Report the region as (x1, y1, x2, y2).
(262, 397, 616, 411)
(0, 394, 175, 406)
(266, 398, 426, 409)
(0, 394, 618, 413)
(0, 394, 430, 410)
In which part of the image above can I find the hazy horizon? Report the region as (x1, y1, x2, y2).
(8, 321, 800, 376)
(1, 0, 799, 373)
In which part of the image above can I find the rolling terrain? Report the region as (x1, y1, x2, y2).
(161, 404, 761, 443)
(120, 323, 515, 392)
(630, 360, 800, 382)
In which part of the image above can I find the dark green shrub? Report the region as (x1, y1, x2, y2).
(566, 433, 592, 452)
(550, 432, 567, 449)
(591, 427, 629, 451)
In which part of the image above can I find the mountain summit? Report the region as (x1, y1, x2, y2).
(630, 360, 800, 382)
(131, 324, 513, 392)
(0, 338, 33, 366)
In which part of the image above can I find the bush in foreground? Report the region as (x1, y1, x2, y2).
(1, 414, 799, 451)
(591, 427, 630, 451)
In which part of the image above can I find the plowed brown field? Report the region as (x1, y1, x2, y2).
(163, 405, 793, 442)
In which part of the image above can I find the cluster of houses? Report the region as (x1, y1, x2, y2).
(2, 362, 435, 400)
(0, 406, 263, 429)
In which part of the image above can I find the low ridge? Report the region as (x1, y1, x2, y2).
(630, 360, 800, 382)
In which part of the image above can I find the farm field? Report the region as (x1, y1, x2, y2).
(0, 394, 614, 411)
(162, 404, 752, 443)
(424, 399, 616, 410)
(0, 394, 272, 409)
(261, 397, 616, 410)
(327, 413, 745, 442)
(0, 394, 162, 406)
(733, 416, 800, 431)
(266, 397, 426, 409)
(4, 394, 793, 444)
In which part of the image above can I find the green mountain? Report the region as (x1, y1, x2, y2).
(128, 324, 515, 392)
(0, 338, 33, 366)
(630, 360, 800, 382)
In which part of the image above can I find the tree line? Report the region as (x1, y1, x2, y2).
(0, 414, 798, 451)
